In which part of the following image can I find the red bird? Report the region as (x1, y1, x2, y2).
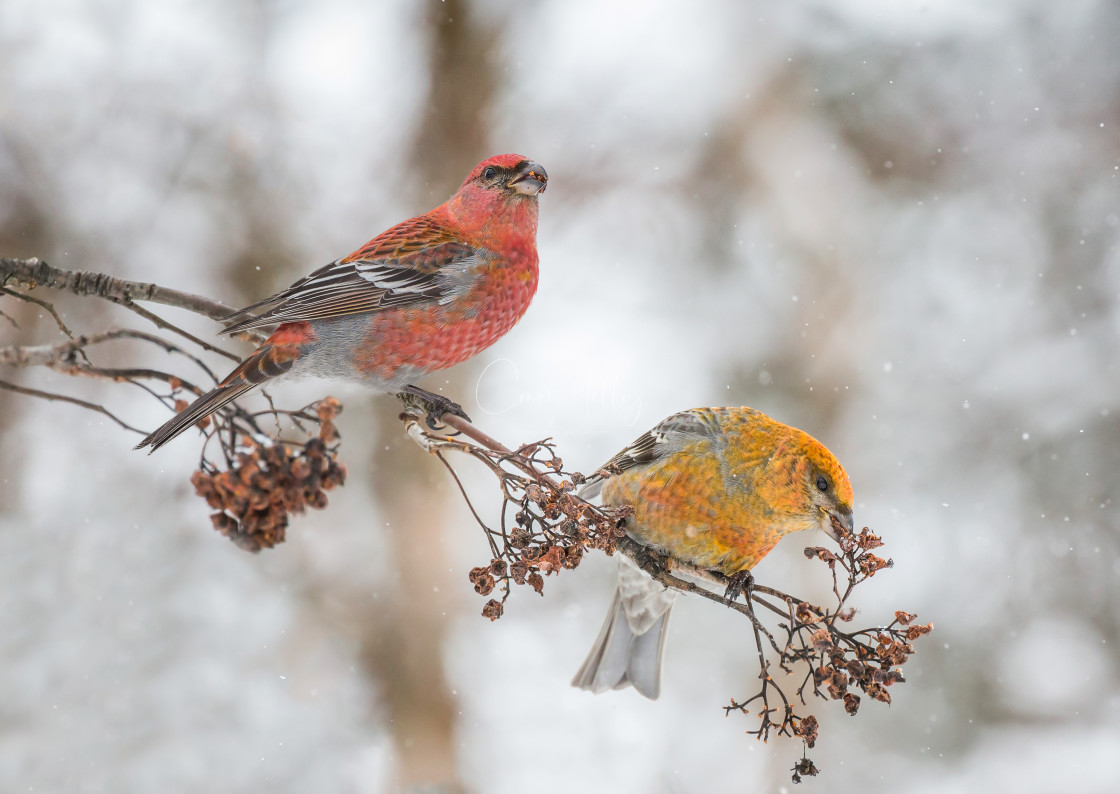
(136, 154, 547, 452)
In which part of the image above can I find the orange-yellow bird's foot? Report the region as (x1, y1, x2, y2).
(398, 385, 471, 431)
(724, 569, 755, 604)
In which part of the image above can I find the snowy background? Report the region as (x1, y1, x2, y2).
(2, 1, 1119, 791)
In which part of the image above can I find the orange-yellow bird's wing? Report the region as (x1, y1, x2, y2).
(581, 408, 734, 499)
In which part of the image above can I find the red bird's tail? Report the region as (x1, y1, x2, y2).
(134, 341, 300, 453)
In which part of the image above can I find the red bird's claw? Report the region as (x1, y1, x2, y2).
(424, 400, 470, 433)
(425, 412, 452, 432)
(397, 386, 470, 432)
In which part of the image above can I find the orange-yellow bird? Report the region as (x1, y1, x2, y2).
(572, 406, 854, 699)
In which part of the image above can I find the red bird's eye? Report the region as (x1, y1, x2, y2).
(482, 166, 498, 180)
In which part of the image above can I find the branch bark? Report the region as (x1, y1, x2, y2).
(2, 257, 232, 321)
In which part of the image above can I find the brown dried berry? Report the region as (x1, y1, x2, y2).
(857, 529, 884, 550)
(290, 458, 311, 480)
(527, 571, 544, 595)
(803, 546, 837, 564)
(881, 669, 905, 686)
(319, 420, 339, 442)
(843, 692, 861, 716)
(905, 622, 934, 640)
(519, 546, 542, 563)
(535, 546, 564, 574)
(562, 544, 583, 569)
(793, 715, 819, 749)
(865, 682, 891, 704)
(481, 599, 504, 621)
(791, 756, 819, 783)
(844, 659, 868, 679)
(316, 397, 342, 423)
(468, 567, 495, 596)
(210, 512, 236, 535)
(796, 602, 816, 625)
(858, 553, 892, 576)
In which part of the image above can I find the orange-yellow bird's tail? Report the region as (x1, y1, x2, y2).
(571, 556, 677, 699)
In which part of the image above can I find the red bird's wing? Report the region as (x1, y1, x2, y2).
(222, 216, 480, 334)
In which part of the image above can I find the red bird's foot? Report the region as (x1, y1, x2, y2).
(723, 569, 755, 604)
(397, 385, 471, 431)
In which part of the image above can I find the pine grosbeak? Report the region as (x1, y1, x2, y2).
(137, 154, 547, 451)
(572, 406, 854, 699)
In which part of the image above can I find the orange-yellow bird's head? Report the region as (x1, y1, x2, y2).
(713, 406, 854, 546)
(781, 425, 855, 541)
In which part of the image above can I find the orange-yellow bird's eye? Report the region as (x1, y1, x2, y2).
(816, 476, 829, 492)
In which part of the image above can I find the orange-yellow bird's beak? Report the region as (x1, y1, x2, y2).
(509, 160, 548, 195)
(823, 506, 854, 542)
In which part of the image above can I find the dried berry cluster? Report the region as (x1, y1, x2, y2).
(460, 442, 627, 620)
(804, 608, 931, 717)
(725, 520, 932, 783)
(795, 528, 929, 714)
(189, 398, 346, 552)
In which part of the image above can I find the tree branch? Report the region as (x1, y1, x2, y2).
(2, 256, 231, 321)
(1, 257, 266, 344)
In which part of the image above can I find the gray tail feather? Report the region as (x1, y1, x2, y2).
(571, 587, 672, 699)
(134, 382, 252, 453)
(576, 476, 605, 501)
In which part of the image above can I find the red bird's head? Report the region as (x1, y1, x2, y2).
(446, 154, 547, 233)
(461, 153, 548, 197)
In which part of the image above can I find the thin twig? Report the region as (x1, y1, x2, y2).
(0, 285, 79, 340)
(104, 297, 240, 361)
(0, 378, 145, 433)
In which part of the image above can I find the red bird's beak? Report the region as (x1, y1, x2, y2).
(508, 161, 548, 195)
